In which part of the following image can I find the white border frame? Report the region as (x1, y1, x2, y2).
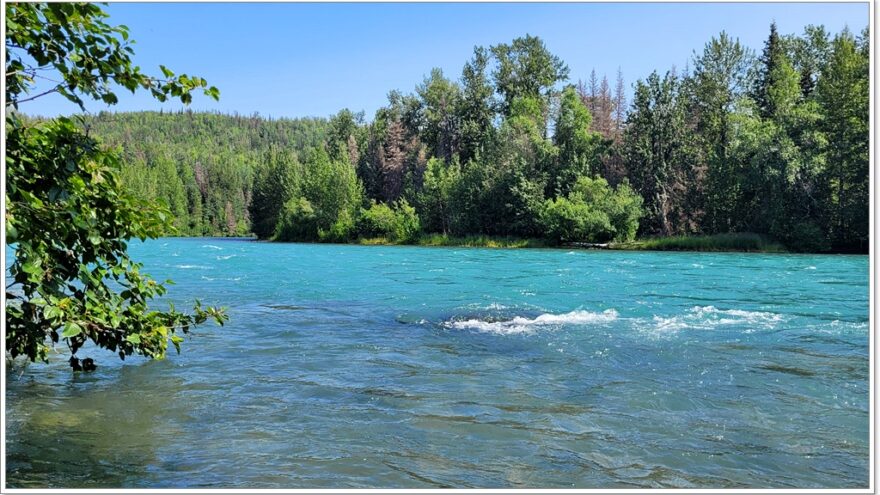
(1, 1, 875, 493)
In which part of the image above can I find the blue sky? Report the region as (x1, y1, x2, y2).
(20, 2, 869, 120)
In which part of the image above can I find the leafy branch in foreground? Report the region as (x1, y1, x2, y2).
(5, 2, 226, 370)
(5, 2, 219, 110)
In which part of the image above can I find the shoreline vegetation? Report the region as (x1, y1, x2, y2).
(359, 232, 790, 252)
(64, 26, 866, 255)
(194, 232, 841, 253)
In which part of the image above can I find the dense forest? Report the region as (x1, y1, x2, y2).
(78, 24, 868, 252)
(78, 111, 329, 236)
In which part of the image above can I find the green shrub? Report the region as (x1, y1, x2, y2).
(274, 197, 319, 241)
(357, 199, 421, 243)
(541, 176, 643, 244)
(393, 200, 421, 243)
(542, 196, 614, 243)
(320, 208, 356, 243)
(781, 221, 830, 252)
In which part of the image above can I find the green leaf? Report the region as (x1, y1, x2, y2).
(43, 306, 63, 321)
(159, 64, 174, 78)
(21, 260, 42, 275)
(62, 322, 83, 338)
(6, 223, 18, 243)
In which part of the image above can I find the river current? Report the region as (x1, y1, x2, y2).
(5, 238, 870, 488)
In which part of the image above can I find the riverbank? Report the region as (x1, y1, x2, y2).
(171, 232, 866, 254)
(358, 234, 549, 249)
(611, 233, 788, 253)
(355, 232, 792, 253)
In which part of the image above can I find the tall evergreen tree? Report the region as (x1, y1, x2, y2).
(752, 22, 785, 117)
(623, 71, 692, 235)
(458, 47, 496, 165)
(815, 29, 870, 250)
(691, 32, 754, 233)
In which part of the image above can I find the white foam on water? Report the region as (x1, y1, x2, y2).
(202, 275, 241, 282)
(486, 302, 509, 310)
(217, 254, 236, 260)
(652, 316, 690, 332)
(692, 306, 784, 327)
(821, 319, 869, 334)
(446, 309, 618, 335)
(461, 302, 510, 311)
(202, 244, 223, 250)
(175, 264, 213, 270)
(805, 266, 817, 270)
(647, 305, 784, 335)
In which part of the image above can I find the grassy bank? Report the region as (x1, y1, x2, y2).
(611, 233, 787, 253)
(357, 234, 549, 249)
(355, 232, 788, 252)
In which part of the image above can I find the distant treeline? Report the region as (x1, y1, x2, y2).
(79, 24, 868, 252)
(78, 111, 328, 237)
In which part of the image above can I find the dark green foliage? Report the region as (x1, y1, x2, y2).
(249, 148, 300, 239)
(815, 29, 870, 252)
(274, 197, 320, 242)
(458, 47, 496, 165)
(417, 157, 460, 234)
(415, 69, 462, 162)
(783, 25, 830, 98)
(690, 32, 755, 234)
(623, 71, 694, 236)
(6, 116, 227, 365)
(5, 2, 226, 370)
(751, 22, 785, 118)
(326, 108, 365, 164)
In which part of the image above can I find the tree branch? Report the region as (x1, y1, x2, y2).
(11, 86, 61, 105)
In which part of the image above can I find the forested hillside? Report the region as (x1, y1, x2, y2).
(83, 111, 328, 236)
(82, 25, 868, 252)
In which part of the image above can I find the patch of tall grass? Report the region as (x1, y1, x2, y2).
(613, 233, 786, 253)
(417, 234, 547, 248)
(356, 234, 547, 248)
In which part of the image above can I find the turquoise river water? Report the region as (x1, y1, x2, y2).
(5, 238, 870, 488)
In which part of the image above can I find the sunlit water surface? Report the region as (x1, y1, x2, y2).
(5, 239, 869, 488)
